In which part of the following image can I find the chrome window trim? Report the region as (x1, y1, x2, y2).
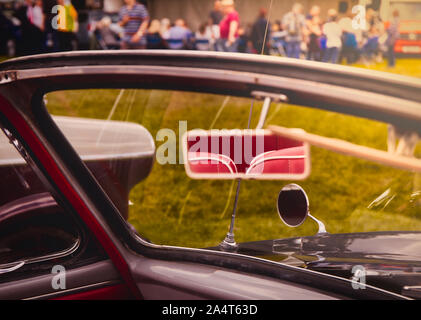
(14, 65, 421, 124)
(25, 280, 120, 300)
(0, 230, 81, 270)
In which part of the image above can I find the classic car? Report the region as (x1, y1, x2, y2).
(0, 50, 420, 300)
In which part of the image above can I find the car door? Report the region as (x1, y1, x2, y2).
(0, 94, 135, 300)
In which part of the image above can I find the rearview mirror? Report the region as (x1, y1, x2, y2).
(277, 184, 309, 227)
(182, 129, 310, 180)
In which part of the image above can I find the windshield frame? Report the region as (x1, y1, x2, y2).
(2, 51, 421, 238)
(3, 64, 421, 133)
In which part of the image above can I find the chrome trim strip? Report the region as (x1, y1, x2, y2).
(0, 260, 121, 300)
(3, 50, 419, 88)
(0, 233, 81, 270)
(25, 280, 121, 300)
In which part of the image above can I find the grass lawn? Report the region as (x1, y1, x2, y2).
(43, 57, 421, 248)
(352, 58, 421, 77)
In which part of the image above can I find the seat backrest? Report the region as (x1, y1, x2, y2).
(186, 131, 302, 173)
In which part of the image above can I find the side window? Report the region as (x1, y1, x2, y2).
(0, 126, 82, 282)
(44, 89, 260, 248)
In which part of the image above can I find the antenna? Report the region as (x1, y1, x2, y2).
(219, 94, 275, 251)
(219, 99, 255, 251)
(219, 179, 242, 250)
(219, 1, 276, 250)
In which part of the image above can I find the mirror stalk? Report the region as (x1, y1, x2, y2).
(256, 97, 271, 130)
(252, 91, 288, 130)
(308, 213, 327, 234)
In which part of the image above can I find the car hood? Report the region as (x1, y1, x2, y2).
(213, 231, 421, 298)
(232, 231, 421, 270)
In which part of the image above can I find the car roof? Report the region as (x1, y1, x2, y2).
(0, 50, 420, 133)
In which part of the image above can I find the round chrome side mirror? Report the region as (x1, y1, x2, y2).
(277, 184, 309, 227)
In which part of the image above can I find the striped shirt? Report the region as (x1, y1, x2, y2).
(119, 3, 149, 36)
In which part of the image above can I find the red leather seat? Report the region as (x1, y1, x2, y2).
(246, 146, 305, 175)
(188, 152, 237, 174)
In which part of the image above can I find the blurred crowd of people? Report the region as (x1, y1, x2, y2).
(1, 0, 81, 55)
(269, 3, 401, 67)
(0, 0, 401, 67)
(109, 0, 400, 67)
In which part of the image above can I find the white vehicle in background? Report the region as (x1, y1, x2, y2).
(367, 0, 421, 54)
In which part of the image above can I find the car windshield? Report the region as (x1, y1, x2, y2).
(43, 87, 421, 249)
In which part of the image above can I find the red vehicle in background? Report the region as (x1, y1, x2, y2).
(382, 1, 421, 54)
(394, 20, 421, 54)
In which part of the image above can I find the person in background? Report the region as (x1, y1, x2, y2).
(282, 3, 306, 59)
(319, 31, 327, 60)
(167, 19, 191, 50)
(270, 20, 287, 56)
(306, 15, 322, 60)
(28, 0, 45, 53)
(119, 0, 149, 49)
(361, 24, 380, 65)
(306, 5, 320, 21)
(94, 16, 120, 49)
(209, 0, 222, 49)
(160, 18, 171, 39)
(209, 0, 223, 33)
(0, 9, 17, 55)
(183, 21, 196, 49)
(195, 22, 212, 51)
(32, 0, 44, 31)
(42, 0, 58, 52)
(366, 7, 384, 33)
(209, 0, 223, 26)
(13, 0, 32, 55)
(14, 0, 47, 54)
(250, 7, 271, 55)
(56, 0, 78, 51)
(339, 10, 359, 64)
(361, 7, 383, 64)
(386, 10, 399, 68)
(237, 24, 254, 53)
(217, 0, 240, 52)
(306, 6, 322, 61)
(146, 19, 167, 49)
(322, 8, 342, 63)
